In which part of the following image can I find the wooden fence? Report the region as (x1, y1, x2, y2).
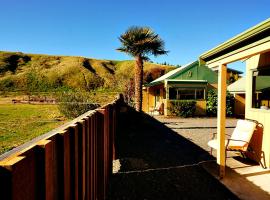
(0, 96, 122, 200)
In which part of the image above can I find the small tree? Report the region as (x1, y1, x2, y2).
(206, 89, 235, 116)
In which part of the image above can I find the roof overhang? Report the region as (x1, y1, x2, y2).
(144, 81, 163, 87)
(144, 79, 208, 87)
(199, 18, 270, 67)
(166, 79, 208, 85)
(166, 79, 207, 83)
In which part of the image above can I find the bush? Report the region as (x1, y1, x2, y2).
(169, 100, 196, 117)
(206, 89, 234, 116)
(57, 92, 100, 119)
(0, 77, 15, 91)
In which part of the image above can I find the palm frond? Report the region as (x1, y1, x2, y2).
(116, 26, 168, 58)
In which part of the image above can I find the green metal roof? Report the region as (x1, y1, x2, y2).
(228, 76, 270, 93)
(145, 59, 242, 87)
(145, 61, 197, 86)
(200, 18, 270, 62)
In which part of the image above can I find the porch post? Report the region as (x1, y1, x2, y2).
(217, 64, 227, 178)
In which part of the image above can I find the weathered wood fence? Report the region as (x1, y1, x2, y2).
(0, 96, 122, 200)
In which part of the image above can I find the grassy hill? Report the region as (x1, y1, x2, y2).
(0, 51, 175, 93)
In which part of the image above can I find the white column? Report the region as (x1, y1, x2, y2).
(217, 64, 227, 178)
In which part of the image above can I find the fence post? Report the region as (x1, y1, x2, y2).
(47, 134, 64, 200)
(96, 109, 106, 200)
(77, 119, 86, 200)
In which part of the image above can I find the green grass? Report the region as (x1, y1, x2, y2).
(0, 104, 67, 155)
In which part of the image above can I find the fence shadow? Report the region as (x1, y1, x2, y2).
(109, 106, 239, 200)
(115, 107, 213, 171)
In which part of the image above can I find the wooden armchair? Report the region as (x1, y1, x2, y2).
(208, 119, 266, 168)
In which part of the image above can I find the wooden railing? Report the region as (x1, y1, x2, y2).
(0, 95, 122, 200)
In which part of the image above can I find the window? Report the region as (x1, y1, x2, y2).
(178, 89, 195, 100)
(252, 67, 270, 109)
(169, 87, 205, 100)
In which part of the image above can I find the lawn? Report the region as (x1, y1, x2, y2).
(0, 104, 67, 155)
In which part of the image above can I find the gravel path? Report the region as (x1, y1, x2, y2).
(108, 110, 239, 200)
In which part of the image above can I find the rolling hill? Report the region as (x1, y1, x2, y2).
(0, 51, 175, 93)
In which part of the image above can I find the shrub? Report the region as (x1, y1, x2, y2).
(26, 72, 52, 92)
(206, 89, 235, 116)
(169, 100, 196, 118)
(57, 92, 100, 119)
(0, 77, 15, 91)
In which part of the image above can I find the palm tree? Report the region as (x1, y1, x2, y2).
(117, 26, 168, 112)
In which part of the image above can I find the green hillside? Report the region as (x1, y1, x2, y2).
(0, 51, 175, 93)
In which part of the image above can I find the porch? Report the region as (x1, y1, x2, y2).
(156, 116, 270, 200)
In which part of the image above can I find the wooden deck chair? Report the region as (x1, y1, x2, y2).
(208, 119, 266, 168)
(149, 102, 163, 116)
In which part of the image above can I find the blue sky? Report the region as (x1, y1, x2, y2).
(1, 0, 269, 72)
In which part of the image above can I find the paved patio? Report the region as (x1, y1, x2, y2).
(156, 116, 270, 200)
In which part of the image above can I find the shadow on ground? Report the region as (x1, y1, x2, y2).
(108, 107, 239, 200)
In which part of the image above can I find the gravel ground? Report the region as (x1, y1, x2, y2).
(155, 116, 238, 154)
(108, 110, 239, 200)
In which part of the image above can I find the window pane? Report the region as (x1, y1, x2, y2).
(252, 67, 270, 109)
(169, 88, 177, 100)
(196, 89, 204, 99)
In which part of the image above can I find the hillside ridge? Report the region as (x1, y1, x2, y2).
(0, 51, 175, 92)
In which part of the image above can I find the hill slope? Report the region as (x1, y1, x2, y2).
(0, 51, 175, 92)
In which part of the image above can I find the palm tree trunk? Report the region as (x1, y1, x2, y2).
(135, 55, 143, 111)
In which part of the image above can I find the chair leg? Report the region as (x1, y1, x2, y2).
(210, 148, 213, 155)
(251, 150, 267, 169)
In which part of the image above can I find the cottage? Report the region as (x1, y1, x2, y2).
(143, 61, 242, 116)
